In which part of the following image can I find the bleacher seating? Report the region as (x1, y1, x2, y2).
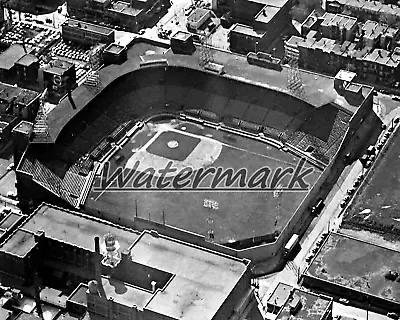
(285, 109, 351, 164)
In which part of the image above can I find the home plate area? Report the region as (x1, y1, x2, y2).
(91, 119, 319, 244)
(125, 127, 223, 177)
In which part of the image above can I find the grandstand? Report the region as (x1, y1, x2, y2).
(15, 42, 377, 264)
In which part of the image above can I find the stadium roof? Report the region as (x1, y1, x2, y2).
(43, 42, 373, 143)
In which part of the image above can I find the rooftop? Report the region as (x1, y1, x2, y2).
(364, 49, 400, 67)
(53, 59, 74, 70)
(0, 212, 23, 230)
(12, 121, 33, 135)
(267, 282, 293, 307)
(63, 19, 114, 36)
(109, 1, 142, 16)
(0, 229, 36, 257)
(187, 7, 210, 23)
(335, 69, 357, 82)
(231, 23, 266, 38)
(68, 284, 88, 306)
(171, 31, 191, 41)
(0, 44, 32, 70)
(362, 20, 398, 39)
(254, 5, 280, 24)
(101, 277, 153, 310)
(321, 12, 357, 29)
(0, 308, 11, 320)
(306, 232, 400, 304)
(130, 231, 249, 320)
(276, 288, 332, 320)
(104, 43, 125, 54)
(328, 0, 400, 17)
(19, 204, 138, 252)
(248, 0, 290, 8)
(15, 54, 38, 66)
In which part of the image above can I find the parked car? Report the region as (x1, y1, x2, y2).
(339, 298, 349, 305)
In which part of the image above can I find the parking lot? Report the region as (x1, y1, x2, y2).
(0, 21, 60, 55)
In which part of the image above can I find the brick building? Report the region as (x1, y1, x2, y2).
(0, 203, 253, 320)
(66, 0, 170, 32)
(0, 45, 34, 85)
(227, 0, 294, 54)
(61, 19, 115, 46)
(326, 0, 400, 23)
(286, 12, 400, 83)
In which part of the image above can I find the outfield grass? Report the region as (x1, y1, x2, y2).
(90, 120, 321, 244)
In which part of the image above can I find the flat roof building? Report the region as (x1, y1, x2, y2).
(303, 232, 400, 312)
(61, 19, 115, 46)
(267, 282, 293, 313)
(186, 7, 211, 30)
(275, 288, 333, 320)
(87, 230, 252, 320)
(0, 45, 34, 85)
(0, 203, 140, 288)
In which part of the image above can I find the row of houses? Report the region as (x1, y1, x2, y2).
(326, 0, 400, 24)
(285, 12, 400, 84)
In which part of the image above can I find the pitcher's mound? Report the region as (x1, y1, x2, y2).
(167, 140, 179, 149)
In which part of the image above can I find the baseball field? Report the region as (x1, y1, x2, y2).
(89, 119, 321, 244)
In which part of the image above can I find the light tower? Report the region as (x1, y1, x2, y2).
(285, 47, 306, 100)
(33, 90, 49, 139)
(199, 34, 213, 68)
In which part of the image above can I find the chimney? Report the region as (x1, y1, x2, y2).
(93, 237, 103, 287)
(151, 281, 157, 293)
(94, 236, 100, 254)
(378, 50, 383, 58)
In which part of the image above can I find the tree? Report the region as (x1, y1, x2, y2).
(290, 0, 323, 23)
(379, 14, 400, 29)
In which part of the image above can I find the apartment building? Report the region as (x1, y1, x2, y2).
(326, 0, 400, 23)
(285, 33, 400, 83)
(287, 11, 400, 83)
(319, 13, 358, 42)
(227, 0, 294, 53)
